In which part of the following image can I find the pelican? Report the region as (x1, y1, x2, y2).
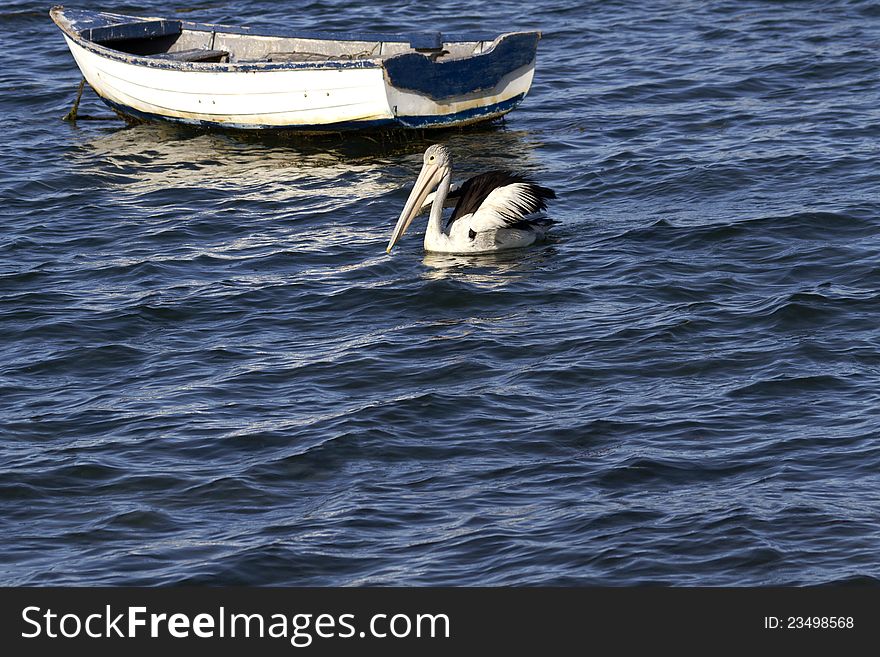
(386, 144, 557, 254)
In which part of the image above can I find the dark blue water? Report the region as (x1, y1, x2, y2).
(2, 0, 879, 586)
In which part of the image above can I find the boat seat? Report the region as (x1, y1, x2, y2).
(84, 20, 182, 43)
(151, 49, 230, 63)
(409, 32, 443, 50)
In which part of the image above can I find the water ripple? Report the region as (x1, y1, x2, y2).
(1, 0, 879, 586)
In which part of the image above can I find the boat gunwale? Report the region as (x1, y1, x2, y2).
(50, 6, 540, 75)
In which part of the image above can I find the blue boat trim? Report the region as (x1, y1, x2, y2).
(384, 33, 539, 100)
(100, 94, 526, 132)
(395, 94, 526, 128)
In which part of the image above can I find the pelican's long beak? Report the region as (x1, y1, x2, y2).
(386, 161, 445, 253)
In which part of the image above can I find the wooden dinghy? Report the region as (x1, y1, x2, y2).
(50, 6, 542, 132)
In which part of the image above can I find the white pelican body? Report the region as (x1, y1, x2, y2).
(386, 144, 556, 254)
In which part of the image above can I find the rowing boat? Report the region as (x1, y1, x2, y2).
(50, 6, 542, 133)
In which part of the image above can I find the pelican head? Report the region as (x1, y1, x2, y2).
(386, 144, 452, 253)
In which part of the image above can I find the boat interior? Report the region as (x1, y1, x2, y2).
(80, 17, 490, 64)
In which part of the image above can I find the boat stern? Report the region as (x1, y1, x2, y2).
(382, 31, 540, 129)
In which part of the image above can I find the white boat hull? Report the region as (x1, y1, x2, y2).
(64, 35, 397, 128)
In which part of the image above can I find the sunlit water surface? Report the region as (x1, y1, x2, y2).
(1, 0, 879, 585)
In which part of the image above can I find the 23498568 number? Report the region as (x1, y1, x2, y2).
(787, 617, 853, 629)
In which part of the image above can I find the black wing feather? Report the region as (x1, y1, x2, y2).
(447, 171, 556, 229)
